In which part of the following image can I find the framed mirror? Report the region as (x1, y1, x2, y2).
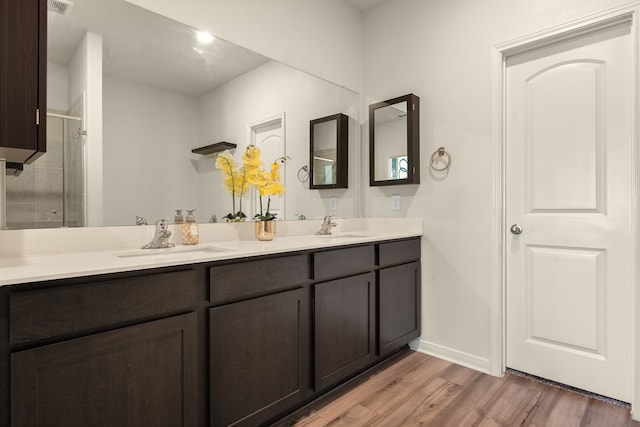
(3, 0, 360, 230)
(369, 93, 420, 186)
(309, 113, 348, 189)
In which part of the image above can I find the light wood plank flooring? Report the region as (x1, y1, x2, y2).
(287, 351, 639, 427)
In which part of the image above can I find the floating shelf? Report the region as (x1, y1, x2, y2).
(191, 142, 237, 155)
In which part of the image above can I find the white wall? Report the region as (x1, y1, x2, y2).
(102, 75, 200, 226)
(362, 0, 633, 369)
(124, 0, 364, 92)
(46, 62, 69, 111)
(197, 60, 360, 221)
(69, 32, 103, 227)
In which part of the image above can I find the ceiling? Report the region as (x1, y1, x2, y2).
(46, 0, 386, 98)
(343, 0, 388, 12)
(48, 0, 269, 97)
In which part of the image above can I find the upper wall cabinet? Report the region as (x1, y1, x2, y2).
(0, 0, 47, 164)
(309, 113, 348, 189)
(369, 94, 420, 186)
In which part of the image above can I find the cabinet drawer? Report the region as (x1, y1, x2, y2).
(378, 238, 421, 267)
(209, 254, 308, 304)
(9, 269, 197, 346)
(314, 245, 374, 281)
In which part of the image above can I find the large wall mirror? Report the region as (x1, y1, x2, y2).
(369, 93, 420, 186)
(309, 113, 348, 189)
(4, 0, 360, 230)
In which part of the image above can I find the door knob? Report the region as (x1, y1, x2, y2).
(510, 224, 523, 235)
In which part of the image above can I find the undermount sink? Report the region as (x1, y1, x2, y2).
(116, 245, 232, 260)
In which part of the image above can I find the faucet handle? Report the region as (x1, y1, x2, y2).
(155, 219, 172, 237)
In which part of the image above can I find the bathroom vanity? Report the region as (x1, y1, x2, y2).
(0, 222, 421, 426)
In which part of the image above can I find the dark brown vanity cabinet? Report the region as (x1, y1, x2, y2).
(312, 245, 377, 391)
(209, 255, 311, 427)
(4, 269, 198, 427)
(0, 0, 47, 164)
(210, 288, 310, 427)
(11, 313, 197, 427)
(0, 237, 421, 427)
(379, 262, 421, 356)
(378, 239, 422, 356)
(314, 272, 376, 391)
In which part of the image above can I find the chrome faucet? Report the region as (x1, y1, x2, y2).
(142, 219, 174, 249)
(135, 216, 147, 225)
(316, 215, 337, 235)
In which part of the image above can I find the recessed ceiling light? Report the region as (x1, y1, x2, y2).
(196, 31, 214, 44)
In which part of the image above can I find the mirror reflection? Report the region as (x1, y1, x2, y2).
(310, 113, 348, 189)
(369, 94, 420, 186)
(373, 102, 408, 181)
(4, 0, 359, 230)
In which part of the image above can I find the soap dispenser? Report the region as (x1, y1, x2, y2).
(174, 209, 184, 224)
(182, 209, 199, 245)
(174, 209, 184, 243)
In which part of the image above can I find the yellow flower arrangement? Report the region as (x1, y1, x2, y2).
(242, 145, 287, 221)
(214, 150, 249, 221)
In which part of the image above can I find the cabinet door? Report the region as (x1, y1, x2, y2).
(11, 313, 197, 427)
(210, 288, 309, 427)
(314, 272, 376, 391)
(0, 0, 46, 163)
(379, 261, 421, 356)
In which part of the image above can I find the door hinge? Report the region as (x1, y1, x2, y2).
(35, 108, 40, 125)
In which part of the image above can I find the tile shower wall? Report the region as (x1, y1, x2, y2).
(6, 112, 84, 229)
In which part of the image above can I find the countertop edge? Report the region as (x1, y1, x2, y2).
(0, 231, 423, 287)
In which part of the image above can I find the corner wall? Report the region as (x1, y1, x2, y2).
(361, 0, 632, 370)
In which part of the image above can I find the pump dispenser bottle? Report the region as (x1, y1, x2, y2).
(174, 209, 184, 243)
(174, 209, 184, 224)
(182, 209, 199, 245)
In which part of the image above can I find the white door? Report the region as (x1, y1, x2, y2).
(249, 114, 285, 219)
(505, 22, 633, 401)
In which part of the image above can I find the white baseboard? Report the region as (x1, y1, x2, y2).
(417, 339, 492, 375)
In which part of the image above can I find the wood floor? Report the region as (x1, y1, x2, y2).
(287, 351, 640, 427)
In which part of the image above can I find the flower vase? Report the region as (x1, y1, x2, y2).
(255, 220, 276, 241)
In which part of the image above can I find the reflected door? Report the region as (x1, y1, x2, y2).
(505, 22, 633, 401)
(250, 114, 285, 219)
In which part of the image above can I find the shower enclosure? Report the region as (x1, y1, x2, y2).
(5, 99, 86, 229)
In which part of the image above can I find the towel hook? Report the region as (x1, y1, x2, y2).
(430, 147, 451, 172)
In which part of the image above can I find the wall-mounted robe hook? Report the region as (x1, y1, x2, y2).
(430, 147, 451, 172)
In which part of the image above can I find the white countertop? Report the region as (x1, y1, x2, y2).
(0, 218, 422, 286)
